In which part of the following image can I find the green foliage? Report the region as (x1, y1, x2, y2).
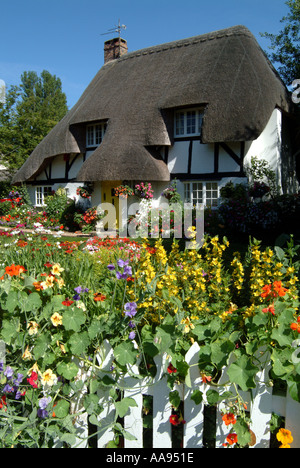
(0, 70, 68, 171)
(261, 0, 300, 85)
(0, 232, 299, 447)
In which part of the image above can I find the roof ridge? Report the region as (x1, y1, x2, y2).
(119, 25, 253, 61)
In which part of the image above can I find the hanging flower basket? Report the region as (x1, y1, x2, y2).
(76, 185, 93, 199)
(114, 185, 135, 198)
(134, 182, 154, 199)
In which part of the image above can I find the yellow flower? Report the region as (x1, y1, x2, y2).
(51, 263, 64, 276)
(41, 369, 57, 387)
(181, 317, 195, 333)
(27, 321, 39, 336)
(51, 312, 63, 327)
(276, 428, 293, 447)
(41, 275, 55, 289)
(22, 346, 33, 361)
(56, 277, 65, 288)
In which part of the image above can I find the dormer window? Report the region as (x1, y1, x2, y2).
(174, 108, 203, 137)
(86, 122, 107, 148)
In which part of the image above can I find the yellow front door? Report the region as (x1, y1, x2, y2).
(101, 181, 121, 229)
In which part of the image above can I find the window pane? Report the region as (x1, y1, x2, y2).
(95, 125, 102, 145)
(36, 187, 43, 205)
(192, 182, 203, 204)
(186, 111, 196, 134)
(184, 183, 191, 202)
(87, 126, 94, 146)
(206, 182, 218, 207)
(175, 112, 185, 135)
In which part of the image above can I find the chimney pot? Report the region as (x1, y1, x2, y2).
(104, 38, 128, 63)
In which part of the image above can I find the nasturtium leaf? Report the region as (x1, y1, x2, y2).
(1, 318, 20, 344)
(191, 389, 203, 405)
(62, 308, 86, 332)
(33, 333, 51, 359)
(227, 355, 259, 392)
(53, 400, 70, 418)
(113, 341, 137, 366)
(114, 397, 138, 418)
(23, 292, 42, 311)
(56, 361, 79, 380)
(169, 390, 181, 409)
(68, 332, 90, 355)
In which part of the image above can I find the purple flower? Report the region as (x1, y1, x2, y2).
(128, 320, 135, 329)
(4, 366, 13, 379)
(117, 259, 129, 268)
(3, 384, 14, 393)
(124, 302, 137, 318)
(73, 294, 81, 301)
(107, 264, 115, 271)
(123, 265, 132, 276)
(0, 361, 4, 372)
(13, 373, 24, 387)
(129, 331, 136, 340)
(38, 396, 51, 419)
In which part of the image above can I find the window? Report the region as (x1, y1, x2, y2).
(184, 181, 219, 207)
(174, 108, 203, 137)
(35, 186, 52, 206)
(86, 122, 107, 148)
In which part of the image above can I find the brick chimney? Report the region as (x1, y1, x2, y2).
(104, 38, 128, 63)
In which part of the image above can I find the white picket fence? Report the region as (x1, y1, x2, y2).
(1, 339, 300, 448)
(71, 340, 300, 449)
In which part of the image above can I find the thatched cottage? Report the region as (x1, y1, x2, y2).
(12, 25, 297, 227)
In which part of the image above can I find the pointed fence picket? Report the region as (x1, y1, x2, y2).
(1, 339, 300, 448)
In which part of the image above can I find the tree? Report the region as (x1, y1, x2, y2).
(261, 0, 300, 86)
(0, 70, 68, 171)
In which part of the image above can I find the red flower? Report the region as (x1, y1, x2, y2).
(62, 299, 74, 306)
(222, 412, 237, 426)
(224, 433, 238, 446)
(169, 414, 186, 426)
(27, 371, 39, 389)
(0, 395, 7, 411)
(167, 363, 177, 374)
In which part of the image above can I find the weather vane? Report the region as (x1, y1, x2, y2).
(101, 19, 126, 39)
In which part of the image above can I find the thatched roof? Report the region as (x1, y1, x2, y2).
(13, 25, 292, 183)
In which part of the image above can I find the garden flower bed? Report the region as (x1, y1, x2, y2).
(0, 224, 300, 447)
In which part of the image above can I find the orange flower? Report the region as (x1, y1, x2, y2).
(62, 299, 74, 306)
(261, 284, 273, 299)
(201, 373, 212, 384)
(273, 281, 288, 297)
(93, 293, 106, 302)
(222, 412, 237, 426)
(5, 264, 26, 277)
(261, 281, 288, 300)
(225, 433, 238, 446)
(33, 281, 43, 291)
(291, 318, 300, 333)
(262, 304, 276, 315)
(277, 428, 293, 447)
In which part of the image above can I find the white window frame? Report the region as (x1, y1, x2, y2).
(86, 122, 107, 148)
(174, 108, 203, 137)
(35, 186, 52, 206)
(184, 181, 219, 208)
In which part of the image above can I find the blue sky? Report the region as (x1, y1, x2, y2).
(1, 0, 290, 109)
